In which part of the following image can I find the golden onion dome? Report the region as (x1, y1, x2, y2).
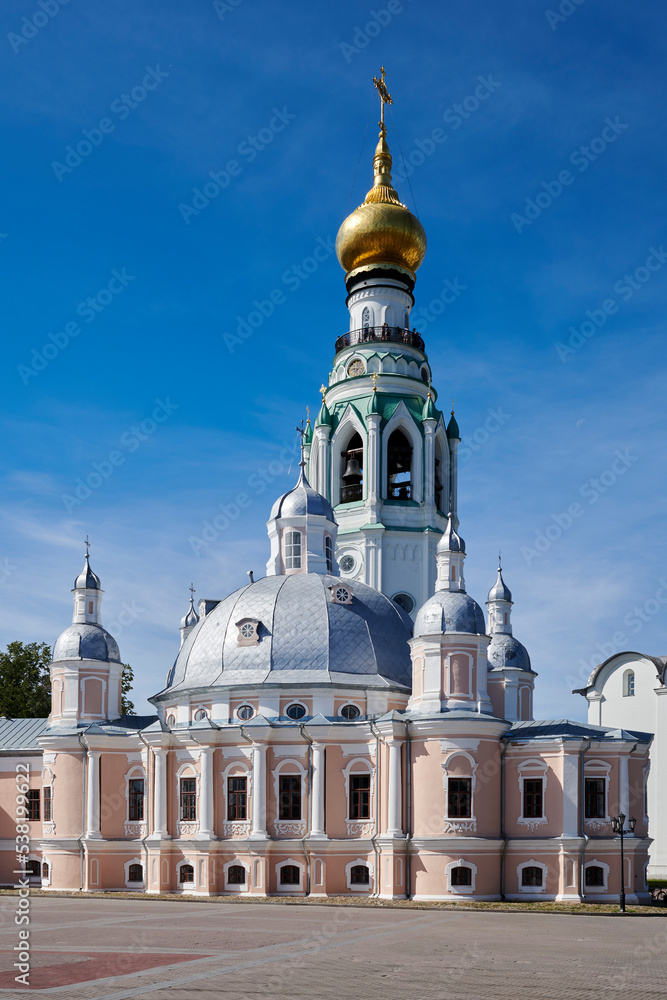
(336, 132, 427, 279)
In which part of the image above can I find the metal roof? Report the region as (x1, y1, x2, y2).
(507, 719, 653, 742)
(0, 717, 50, 750)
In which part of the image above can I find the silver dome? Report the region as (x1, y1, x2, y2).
(159, 573, 413, 695)
(180, 597, 199, 629)
(487, 566, 512, 603)
(414, 590, 486, 637)
(270, 470, 335, 521)
(488, 633, 532, 672)
(74, 554, 101, 590)
(437, 513, 465, 553)
(53, 623, 121, 663)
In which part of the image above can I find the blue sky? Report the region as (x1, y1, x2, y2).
(1, 0, 666, 719)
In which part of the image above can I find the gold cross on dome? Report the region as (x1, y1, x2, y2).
(319, 383, 327, 401)
(372, 66, 393, 135)
(370, 372, 379, 390)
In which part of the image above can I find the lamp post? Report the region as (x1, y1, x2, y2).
(611, 813, 636, 913)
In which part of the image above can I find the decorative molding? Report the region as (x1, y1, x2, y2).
(341, 744, 375, 758)
(222, 820, 251, 838)
(274, 820, 306, 837)
(175, 749, 200, 762)
(272, 745, 307, 758)
(346, 820, 375, 837)
(176, 821, 199, 838)
(221, 747, 251, 759)
(42, 753, 57, 765)
(584, 818, 609, 833)
(42, 822, 56, 837)
(443, 819, 477, 835)
(125, 752, 144, 763)
(517, 816, 548, 832)
(439, 739, 480, 754)
(124, 822, 147, 838)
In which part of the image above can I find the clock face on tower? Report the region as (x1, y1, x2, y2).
(347, 359, 364, 377)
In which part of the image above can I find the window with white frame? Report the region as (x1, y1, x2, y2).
(128, 776, 145, 822)
(442, 752, 477, 833)
(275, 858, 304, 891)
(446, 859, 477, 895)
(178, 862, 195, 885)
(324, 535, 334, 573)
(623, 669, 635, 697)
(517, 760, 548, 830)
(345, 858, 373, 891)
(124, 858, 145, 887)
(517, 860, 547, 893)
(583, 760, 611, 829)
(224, 859, 250, 891)
(284, 531, 302, 570)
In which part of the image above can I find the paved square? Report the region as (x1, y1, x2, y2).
(0, 898, 664, 999)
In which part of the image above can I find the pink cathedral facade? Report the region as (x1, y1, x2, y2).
(1, 92, 653, 904)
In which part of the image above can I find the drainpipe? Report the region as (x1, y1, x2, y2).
(78, 731, 88, 892)
(299, 724, 313, 896)
(138, 731, 153, 893)
(404, 718, 412, 900)
(499, 737, 509, 901)
(369, 720, 381, 898)
(579, 738, 592, 901)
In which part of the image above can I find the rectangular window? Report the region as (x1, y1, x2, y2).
(228, 776, 247, 820)
(447, 778, 471, 818)
(128, 778, 145, 821)
(279, 775, 301, 820)
(284, 531, 302, 570)
(27, 789, 40, 821)
(585, 777, 605, 819)
(523, 779, 543, 818)
(180, 778, 197, 821)
(349, 774, 371, 819)
(43, 787, 52, 823)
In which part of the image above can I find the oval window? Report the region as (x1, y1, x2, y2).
(166, 714, 176, 727)
(335, 586, 351, 603)
(194, 708, 208, 721)
(339, 554, 355, 575)
(393, 592, 415, 614)
(286, 703, 306, 720)
(237, 704, 254, 721)
(341, 704, 361, 720)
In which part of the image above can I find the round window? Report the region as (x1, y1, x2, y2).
(240, 623, 255, 638)
(339, 554, 356, 575)
(341, 704, 361, 720)
(335, 586, 351, 603)
(393, 592, 415, 614)
(194, 708, 208, 721)
(237, 704, 254, 721)
(286, 703, 306, 720)
(347, 359, 365, 377)
(166, 714, 176, 727)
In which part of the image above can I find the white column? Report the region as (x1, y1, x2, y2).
(423, 419, 436, 510)
(153, 748, 169, 838)
(562, 753, 579, 837)
(386, 740, 403, 836)
(250, 743, 267, 838)
(367, 412, 381, 522)
(311, 743, 327, 838)
(619, 753, 630, 820)
(85, 751, 102, 838)
(197, 747, 215, 839)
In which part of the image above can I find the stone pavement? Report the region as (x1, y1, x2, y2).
(0, 897, 664, 999)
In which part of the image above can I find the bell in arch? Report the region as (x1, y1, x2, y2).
(342, 457, 362, 483)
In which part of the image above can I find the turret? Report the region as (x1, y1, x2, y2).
(435, 513, 466, 593)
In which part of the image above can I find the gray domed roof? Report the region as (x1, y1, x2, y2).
(53, 623, 121, 663)
(180, 597, 199, 629)
(414, 590, 486, 637)
(158, 573, 413, 695)
(74, 554, 101, 590)
(437, 513, 465, 553)
(270, 470, 335, 521)
(488, 566, 512, 603)
(488, 633, 532, 672)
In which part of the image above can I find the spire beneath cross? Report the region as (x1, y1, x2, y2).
(372, 66, 393, 137)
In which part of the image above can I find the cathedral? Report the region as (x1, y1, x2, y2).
(1, 75, 653, 903)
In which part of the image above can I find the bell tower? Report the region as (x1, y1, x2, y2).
(309, 68, 458, 616)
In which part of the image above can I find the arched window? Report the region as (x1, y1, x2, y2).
(324, 535, 333, 573)
(350, 865, 370, 884)
(228, 864, 246, 885)
(194, 708, 208, 721)
(404, 311, 410, 329)
(179, 864, 194, 883)
(387, 429, 412, 500)
(624, 669, 635, 697)
(450, 866, 472, 886)
(341, 432, 363, 503)
(521, 866, 543, 887)
(25, 860, 40, 878)
(128, 863, 143, 882)
(585, 865, 604, 887)
(361, 306, 370, 332)
(284, 530, 302, 570)
(280, 864, 301, 885)
(42, 862, 49, 879)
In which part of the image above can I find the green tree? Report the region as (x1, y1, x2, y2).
(121, 663, 135, 715)
(0, 641, 52, 718)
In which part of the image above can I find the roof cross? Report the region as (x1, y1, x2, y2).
(295, 419, 307, 470)
(189, 582, 196, 601)
(372, 66, 393, 136)
(84, 535, 91, 557)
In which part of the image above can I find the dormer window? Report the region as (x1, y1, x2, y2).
(330, 584, 353, 605)
(325, 536, 334, 573)
(284, 530, 302, 570)
(236, 618, 260, 646)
